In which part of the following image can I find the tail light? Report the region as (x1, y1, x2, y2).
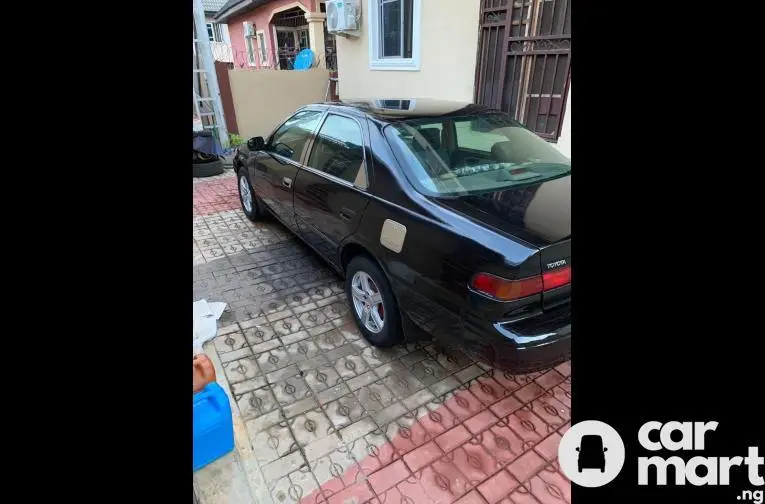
(471, 266, 571, 301)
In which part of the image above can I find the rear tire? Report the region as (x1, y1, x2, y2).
(345, 255, 402, 348)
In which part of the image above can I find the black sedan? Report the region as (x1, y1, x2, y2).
(233, 99, 571, 373)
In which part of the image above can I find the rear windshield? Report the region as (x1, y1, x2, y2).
(384, 114, 570, 197)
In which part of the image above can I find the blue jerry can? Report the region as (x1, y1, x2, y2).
(193, 382, 234, 472)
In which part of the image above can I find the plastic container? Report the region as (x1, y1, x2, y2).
(193, 382, 234, 472)
(193, 353, 216, 393)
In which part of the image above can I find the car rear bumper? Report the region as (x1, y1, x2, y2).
(456, 304, 571, 374)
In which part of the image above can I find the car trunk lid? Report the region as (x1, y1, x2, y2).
(431, 176, 570, 310)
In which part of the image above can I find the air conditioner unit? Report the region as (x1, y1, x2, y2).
(326, 0, 360, 34)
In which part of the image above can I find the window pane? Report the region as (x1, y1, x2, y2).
(307, 115, 365, 184)
(403, 0, 413, 58)
(270, 110, 324, 161)
(246, 38, 255, 64)
(381, 0, 402, 57)
(258, 34, 267, 62)
(206, 24, 214, 42)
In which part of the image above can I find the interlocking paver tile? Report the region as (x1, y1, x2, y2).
(506, 408, 548, 449)
(384, 414, 432, 456)
(533, 433, 562, 463)
(504, 487, 542, 504)
(530, 395, 569, 432)
(478, 470, 519, 504)
(480, 423, 524, 468)
(347, 429, 399, 476)
(403, 441, 443, 472)
(268, 465, 320, 504)
(448, 442, 497, 487)
(427, 458, 473, 501)
(435, 425, 472, 453)
(237, 385, 279, 420)
(401, 389, 437, 411)
(412, 400, 460, 437)
(243, 323, 277, 346)
(455, 490, 490, 504)
(223, 356, 260, 384)
(305, 365, 344, 393)
(212, 330, 248, 353)
(251, 421, 298, 463)
(368, 459, 411, 495)
(290, 408, 334, 447)
(256, 346, 293, 374)
(408, 358, 451, 386)
(507, 451, 546, 485)
(527, 465, 570, 503)
(284, 396, 319, 419)
(218, 346, 253, 363)
(285, 338, 322, 364)
(468, 375, 510, 405)
(315, 329, 349, 351)
(335, 354, 371, 380)
(193, 175, 570, 504)
(356, 381, 396, 413)
(325, 393, 367, 429)
(262, 450, 308, 483)
(272, 375, 313, 407)
(310, 449, 360, 494)
(231, 376, 267, 397)
(339, 417, 378, 444)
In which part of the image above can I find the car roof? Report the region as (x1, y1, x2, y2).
(304, 98, 502, 123)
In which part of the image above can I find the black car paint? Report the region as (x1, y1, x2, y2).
(234, 100, 571, 372)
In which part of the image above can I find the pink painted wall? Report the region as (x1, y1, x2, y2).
(227, 0, 315, 69)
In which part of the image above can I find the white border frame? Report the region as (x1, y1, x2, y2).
(368, 0, 421, 71)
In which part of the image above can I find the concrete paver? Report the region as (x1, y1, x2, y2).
(194, 172, 572, 504)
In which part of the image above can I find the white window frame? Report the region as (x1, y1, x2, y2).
(368, 0, 421, 71)
(206, 23, 216, 42)
(256, 29, 270, 68)
(207, 22, 224, 42)
(243, 22, 256, 67)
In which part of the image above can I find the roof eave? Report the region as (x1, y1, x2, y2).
(213, 0, 254, 22)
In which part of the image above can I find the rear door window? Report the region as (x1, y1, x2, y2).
(306, 114, 367, 187)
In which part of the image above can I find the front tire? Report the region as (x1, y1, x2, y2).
(237, 171, 259, 221)
(345, 255, 402, 348)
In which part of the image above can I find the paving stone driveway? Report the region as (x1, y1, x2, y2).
(194, 172, 572, 504)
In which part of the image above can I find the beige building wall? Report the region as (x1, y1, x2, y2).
(334, 0, 481, 102)
(228, 68, 330, 139)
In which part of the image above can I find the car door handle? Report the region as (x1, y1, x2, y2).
(338, 208, 355, 221)
(282, 177, 292, 189)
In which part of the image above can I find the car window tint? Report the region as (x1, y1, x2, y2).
(269, 110, 323, 161)
(455, 121, 507, 153)
(307, 114, 365, 186)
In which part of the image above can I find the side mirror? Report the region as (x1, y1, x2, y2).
(247, 136, 265, 151)
(603, 447, 608, 452)
(575, 447, 580, 452)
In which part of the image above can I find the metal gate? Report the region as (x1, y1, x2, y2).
(475, 0, 571, 141)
